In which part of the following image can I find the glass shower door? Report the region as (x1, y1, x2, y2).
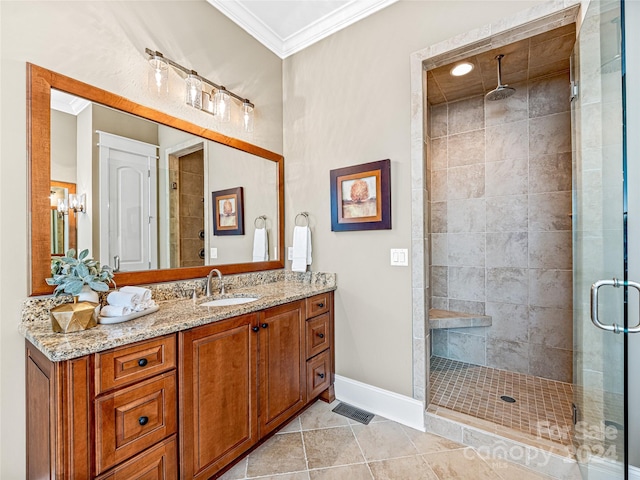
(572, 0, 627, 478)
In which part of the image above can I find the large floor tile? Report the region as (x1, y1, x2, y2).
(368, 455, 439, 480)
(219, 458, 247, 480)
(299, 401, 350, 430)
(279, 417, 302, 434)
(400, 425, 465, 454)
(308, 464, 373, 480)
(251, 473, 311, 480)
(422, 448, 500, 479)
(303, 426, 365, 469)
(351, 421, 419, 461)
(246, 432, 307, 477)
(494, 461, 552, 480)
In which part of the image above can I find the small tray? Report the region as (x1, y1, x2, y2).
(98, 305, 160, 325)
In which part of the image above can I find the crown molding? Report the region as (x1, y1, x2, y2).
(207, 0, 398, 59)
(50, 89, 91, 115)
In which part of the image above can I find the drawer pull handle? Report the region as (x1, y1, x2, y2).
(317, 333, 325, 339)
(137, 358, 148, 367)
(261, 323, 268, 329)
(138, 416, 149, 426)
(317, 302, 324, 308)
(252, 326, 259, 332)
(317, 372, 325, 379)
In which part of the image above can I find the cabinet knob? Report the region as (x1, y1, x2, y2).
(317, 302, 324, 308)
(138, 358, 148, 367)
(317, 372, 325, 379)
(138, 416, 149, 426)
(261, 323, 268, 329)
(317, 333, 325, 339)
(252, 326, 259, 332)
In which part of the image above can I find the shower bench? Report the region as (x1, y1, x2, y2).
(428, 309, 492, 329)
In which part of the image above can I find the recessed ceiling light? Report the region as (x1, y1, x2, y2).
(450, 62, 474, 77)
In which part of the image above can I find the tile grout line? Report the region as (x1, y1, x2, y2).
(299, 427, 310, 474)
(348, 422, 375, 479)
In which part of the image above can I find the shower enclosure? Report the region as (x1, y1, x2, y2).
(423, 0, 639, 477)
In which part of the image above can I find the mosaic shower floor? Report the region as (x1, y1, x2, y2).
(429, 356, 574, 446)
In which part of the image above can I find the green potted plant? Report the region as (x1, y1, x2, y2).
(46, 248, 115, 302)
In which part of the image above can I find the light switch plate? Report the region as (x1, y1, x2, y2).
(288, 247, 293, 261)
(210, 247, 218, 259)
(390, 248, 409, 266)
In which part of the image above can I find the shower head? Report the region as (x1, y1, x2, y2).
(486, 54, 515, 101)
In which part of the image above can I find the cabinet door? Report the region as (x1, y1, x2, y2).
(258, 301, 306, 436)
(179, 314, 259, 480)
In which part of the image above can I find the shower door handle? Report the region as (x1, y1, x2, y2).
(590, 278, 640, 334)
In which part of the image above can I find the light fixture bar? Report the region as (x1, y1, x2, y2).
(145, 48, 254, 108)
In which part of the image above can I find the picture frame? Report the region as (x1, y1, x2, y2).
(330, 159, 391, 231)
(212, 187, 244, 236)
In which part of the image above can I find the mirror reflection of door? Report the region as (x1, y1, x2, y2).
(168, 143, 206, 268)
(49, 181, 77, 256)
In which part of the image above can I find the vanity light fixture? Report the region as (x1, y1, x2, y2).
(57, 198, 69, 218)
(145, 48, 255, 132)
(68, 193, 86, 214)
(242, 100, 254, 133)
(450, 62, 474, 76)
(148, 52, 169, 97)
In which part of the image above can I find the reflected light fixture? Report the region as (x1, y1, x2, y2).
(148, 52, 169, 96)
(145, 48, 255, 132)
(57, 198, 69, 218)
(450, 62, 474, 76)
(69, 193, 86, 214)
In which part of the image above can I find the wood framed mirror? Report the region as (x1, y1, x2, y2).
(28, 63, 284, 296)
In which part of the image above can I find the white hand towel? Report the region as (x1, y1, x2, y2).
(119, 286, 152, 303)
(100, 305, 132, 317)
(292, 225, 312, 272)
(252, 227, 268, 262)
(107, 291, 140, 307)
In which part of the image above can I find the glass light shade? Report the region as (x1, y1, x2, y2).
(69, 193, 86, 213)
(148, 56, 169, 96)
(214, 89, 230, 123)
(57, 198, 68, 215)
(242, 102, 254, 133)
(185, 74, 202, 109)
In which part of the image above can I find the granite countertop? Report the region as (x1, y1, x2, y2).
(20, 277, 336, 362)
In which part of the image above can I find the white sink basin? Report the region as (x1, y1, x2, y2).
(200, 297, 259, 307)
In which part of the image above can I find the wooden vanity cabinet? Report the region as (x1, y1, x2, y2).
(26, 292, 335, 480)
(179, 313, 259, 480)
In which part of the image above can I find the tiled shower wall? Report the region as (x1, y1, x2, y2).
(428, 72, 573, 383)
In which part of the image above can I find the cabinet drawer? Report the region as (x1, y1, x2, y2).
(95, 371, 177, 474)
(306, 313, 330, 359)
(306, 351, 331, 399)
(96, 335, 176, 394)
(95, 435, 177, 480)
(305, 293, 330, 318)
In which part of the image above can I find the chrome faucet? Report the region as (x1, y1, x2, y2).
(206, 268, 225, 296)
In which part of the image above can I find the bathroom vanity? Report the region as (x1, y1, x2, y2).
(22, 277, 335, 479)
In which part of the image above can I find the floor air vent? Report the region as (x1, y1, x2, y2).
(332, 402, 375, 425)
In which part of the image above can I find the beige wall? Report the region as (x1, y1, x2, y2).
(0, 1, 282, 477)
(282, 0, 545, 396)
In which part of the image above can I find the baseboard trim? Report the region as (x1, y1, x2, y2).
(334, 375, 425, 431)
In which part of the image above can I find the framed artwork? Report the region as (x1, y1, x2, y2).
(330, 159, 391, 231)
(212, 187, 244, 235)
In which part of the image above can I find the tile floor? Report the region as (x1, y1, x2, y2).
(430, 357, 574, 445)
(219, 399, 553, 480)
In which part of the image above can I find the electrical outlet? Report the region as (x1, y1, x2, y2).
(210, 247, 218, 259)
(288, 247, 293, 261)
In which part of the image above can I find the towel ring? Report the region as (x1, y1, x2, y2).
(295, 212, 310, 227)
(254, 215, 267, 228)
